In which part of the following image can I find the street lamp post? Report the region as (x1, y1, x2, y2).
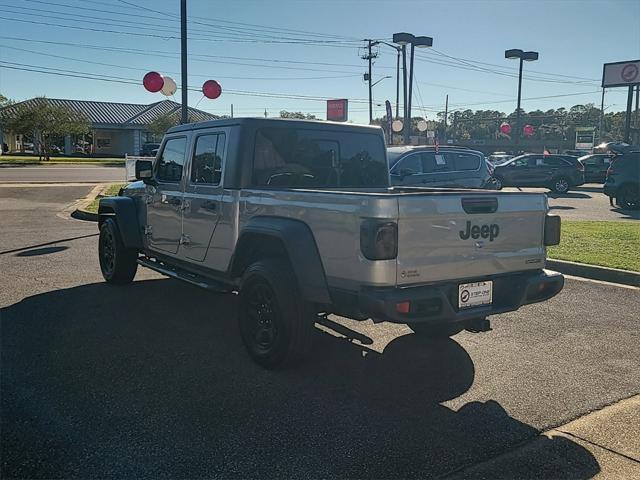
(394, 32, 433, 145)
(505, 49, 538, 148)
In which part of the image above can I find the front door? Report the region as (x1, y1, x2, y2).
(146, 135, 188, 255)
(180, 131, 227, 262)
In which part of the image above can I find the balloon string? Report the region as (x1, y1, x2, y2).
(194, 94, 205, 110)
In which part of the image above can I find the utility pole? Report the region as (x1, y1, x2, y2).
(362, 40, 378, 124)
(443, 94, 449, 142)
(635, 84, 639, 132)
(180, 0, 188, 124)
(395, 49, 400, 118)
(230, 103, 234, 118)
(406, 44, 416, 144)
(624, 85, 634, 143)
(453, 111, 458, 142)
(599, 88, 605, 143)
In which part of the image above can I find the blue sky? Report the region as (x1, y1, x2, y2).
(1, 0, 639, 123)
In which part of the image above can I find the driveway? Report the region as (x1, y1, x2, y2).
(1, 185, 639, 478)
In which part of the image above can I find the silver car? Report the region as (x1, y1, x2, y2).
(388, 146, 494, 189)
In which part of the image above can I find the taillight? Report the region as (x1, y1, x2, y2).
(360, 220, 398, 260)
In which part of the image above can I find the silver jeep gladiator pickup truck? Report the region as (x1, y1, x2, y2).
(97, 118, 563, 368)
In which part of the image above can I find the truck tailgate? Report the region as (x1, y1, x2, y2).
(396, 193, 547, 285)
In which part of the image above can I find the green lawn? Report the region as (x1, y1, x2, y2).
(0, 155, 124, 165)
(548, 221, 640, 272)
(84, 183, 126, 214)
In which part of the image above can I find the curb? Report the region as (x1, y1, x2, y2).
(68, 184, 108, 223)
(547, 259, 640, 287)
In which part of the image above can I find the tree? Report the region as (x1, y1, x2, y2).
(279, 110, 318, 120)
(2, 98, 90, 160)
(0, 93, 12, 108)
(148, 112, 181, 137)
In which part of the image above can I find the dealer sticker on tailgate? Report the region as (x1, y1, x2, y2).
(458, 281, 493, 309)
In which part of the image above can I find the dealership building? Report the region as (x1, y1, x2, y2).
(0, 97, 217, 156)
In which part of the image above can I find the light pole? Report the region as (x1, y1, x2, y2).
(180, 0, 188, 124)
(505, 48, 538, 148)
(394, 32, 433, 145)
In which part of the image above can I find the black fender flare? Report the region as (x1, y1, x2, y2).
(230, 216, 331, 305)
(98, 196, 143, 250)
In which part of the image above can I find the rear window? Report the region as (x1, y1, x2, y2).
(252, 127, 387, 188)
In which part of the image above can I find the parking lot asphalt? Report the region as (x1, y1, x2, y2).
(1, 185, 639, 478)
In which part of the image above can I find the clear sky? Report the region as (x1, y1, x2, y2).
(1, 0, 639, 123)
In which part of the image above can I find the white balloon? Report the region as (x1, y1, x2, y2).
(417, 120, 428, 132)
(160, 76, 177, 96)
(392, 120, 403, 132)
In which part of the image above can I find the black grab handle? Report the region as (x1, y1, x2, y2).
(461, 197, 498, 214)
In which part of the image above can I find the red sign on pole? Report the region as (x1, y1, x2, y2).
(327, 99, 348, 122)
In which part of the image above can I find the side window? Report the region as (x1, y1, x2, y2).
(191, 133, 226, 185)
(513, 158, 529, 167)
(156, 137, 187, 182)
(422, 152, 450, 173)
(393, 154, 422, 175)
(541, 157, 563, 167)
(448, 152, 480, 171)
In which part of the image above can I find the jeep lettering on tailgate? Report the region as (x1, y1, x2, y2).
(459, 221, 500, 241)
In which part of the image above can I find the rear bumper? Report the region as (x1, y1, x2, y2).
(358, 269, 564, 326)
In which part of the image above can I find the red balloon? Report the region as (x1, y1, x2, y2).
(143, 71, 164, 93)
(202, 80, 222, 99)
(499, 122, 511, 135)
(523, 124, 535, 137)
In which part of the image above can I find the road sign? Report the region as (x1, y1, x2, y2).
(602, 60, 640, 88)
(326, 99, 348, 122)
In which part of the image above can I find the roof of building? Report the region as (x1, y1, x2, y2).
(0, 98, 217, 127)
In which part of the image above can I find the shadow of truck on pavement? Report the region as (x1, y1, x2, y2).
(1, 279, 600, 479)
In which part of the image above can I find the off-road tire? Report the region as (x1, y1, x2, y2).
(98, 218, 138, 284)
(238, 258, 314, 369)
(408, 322, 465, 338)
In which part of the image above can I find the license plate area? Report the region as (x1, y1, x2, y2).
(458, 281, 493, 309)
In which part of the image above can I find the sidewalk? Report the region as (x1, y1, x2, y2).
(448, 395, 640, 478)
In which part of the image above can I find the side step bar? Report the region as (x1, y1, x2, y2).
(137, 257, 231, 293)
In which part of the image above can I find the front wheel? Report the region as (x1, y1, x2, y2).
(98, 218, 138, 284)
(407, 322, 465, 338)
(618, 184, 639, 210)
(551, 177, 570, 193)
(238, 259, 314, 369)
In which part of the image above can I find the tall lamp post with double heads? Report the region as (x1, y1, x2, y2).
(505, 48, 538, 147)
(393, 32, 433, 145)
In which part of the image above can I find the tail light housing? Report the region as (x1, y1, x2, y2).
(360, 220, 398, 260)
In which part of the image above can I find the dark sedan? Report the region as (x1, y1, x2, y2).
(493, 154, 585, 193)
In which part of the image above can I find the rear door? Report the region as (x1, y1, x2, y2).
(180, 129, 228, 262)
(396, 192, 546, 285)
(146, 135, 189, 255)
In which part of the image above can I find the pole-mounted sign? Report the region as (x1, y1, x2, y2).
(326, 99, 348, 122)
(602, 60, 640, 142)
(602, 60, 640, 88)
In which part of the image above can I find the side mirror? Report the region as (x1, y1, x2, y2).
(135, 159, 154, 182)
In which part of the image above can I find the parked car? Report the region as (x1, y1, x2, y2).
(488, 153, 514, 164)
(97, 118, 563, 368)
(387, 146, 493, 189)
(603, 146, 639, 210)
(140, 142, 161, 157)
(577, 153, 614, 183)
(492, 154, 585, 193)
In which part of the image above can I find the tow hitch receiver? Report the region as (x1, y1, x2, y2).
(466, 317, 492, 333)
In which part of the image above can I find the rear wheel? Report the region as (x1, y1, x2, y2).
(407, 322, 465, 338)
(238, 259, 314, 369)
(551, 177, 570, 193)
(618, 184, 639, 210)
(493, 176, 504, 190)
(98, 218, 138, 284)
